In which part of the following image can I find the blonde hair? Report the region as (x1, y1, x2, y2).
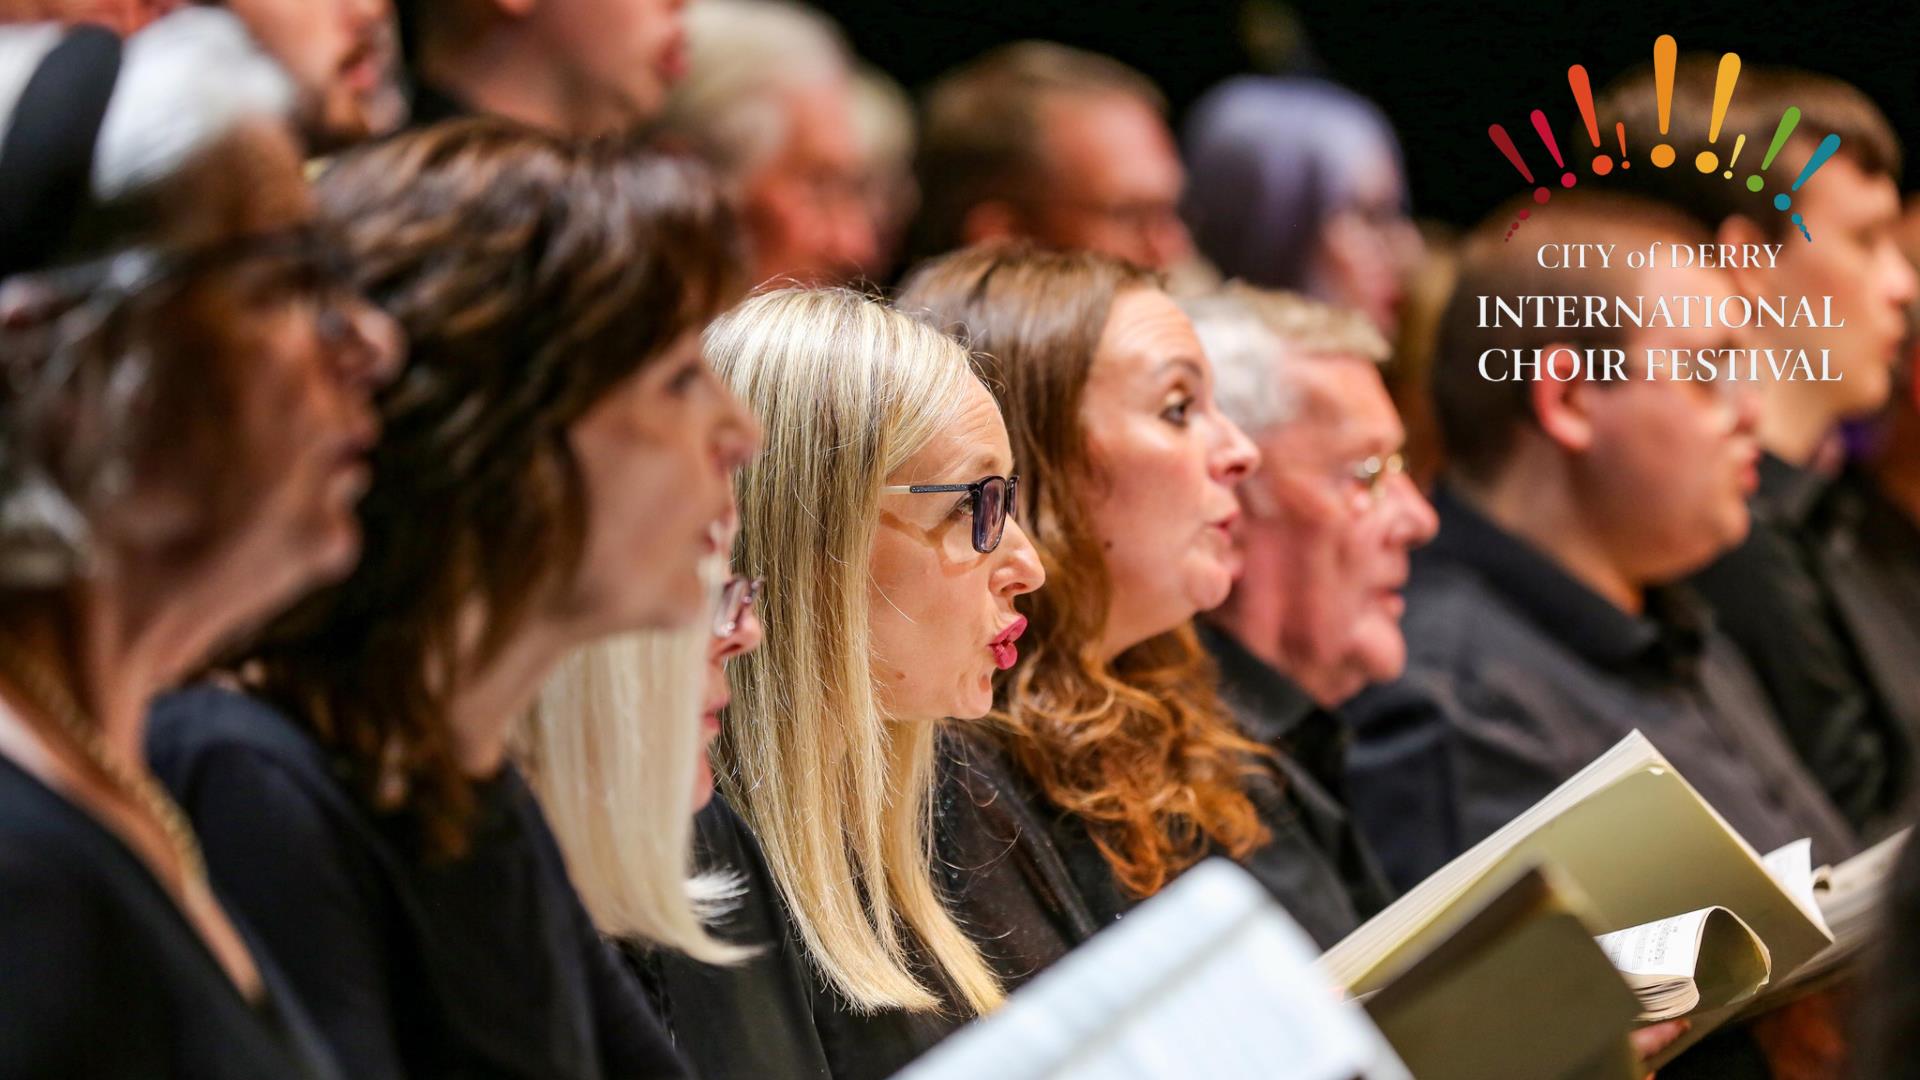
(707, 286, 1004, 1016)
(518, 557, 748, 964)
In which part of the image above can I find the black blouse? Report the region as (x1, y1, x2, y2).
(0, 752, 341, 1078)
(635, 797, 966, 1080)
(146, 685, 688, 1080)
(935, 707, 1384, 997)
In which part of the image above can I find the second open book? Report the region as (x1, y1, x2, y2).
(1323, 729, 1913, 1072)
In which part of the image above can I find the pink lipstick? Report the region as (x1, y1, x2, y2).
(989, 616, 1028, 671)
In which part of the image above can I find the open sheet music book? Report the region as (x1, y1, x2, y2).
(897, 859, 1409, 1080)
(1322, 731, 1832, 1069)
(1738, 827, 1911, 1013)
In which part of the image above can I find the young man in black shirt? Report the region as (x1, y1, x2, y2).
(1601, 63, 1920, 836)
(1344, 193, 1857, 887)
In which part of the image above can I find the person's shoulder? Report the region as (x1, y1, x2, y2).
(1399, 555, 1536, 674)
(147, 684, 322, 782)
(147, 685, 372, 859)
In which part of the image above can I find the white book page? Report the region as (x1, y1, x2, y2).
(1596, 908, 1711, 979)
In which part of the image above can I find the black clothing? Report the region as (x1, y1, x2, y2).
(936, 692, 1385, 996)
(1345, 486, 1858, 893)
(0, 753, 340, 1079)
(1198, 620, 1397, 923)
(637, 797, 959, 1080)
(147, 685, 687, 1080)
(406, 80, 471, 128)
(1691, 452, 1914, 833)
(1809, 466, 1920, 830)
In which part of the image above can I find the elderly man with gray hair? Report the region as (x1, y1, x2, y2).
(1178, 284, 1436, 923)
(658, 0, 877, 286)
(1187, 284, 1438, 714)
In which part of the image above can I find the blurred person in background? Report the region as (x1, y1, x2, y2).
(0, 0, 407, 149)
(0, 0, 174, 29)
(910, 42, 1196, 278)
(1604, 63, 1920, 845)
(659, 0, 876, 286)
(0, 10, 395, 1073)
(406, 0, 687, 135)
(1182, 77, 1423, 337)
(219, 0, 408, 150)
(847, 63, 917, 283)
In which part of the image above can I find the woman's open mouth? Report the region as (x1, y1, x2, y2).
(989, 616, 1028, 671)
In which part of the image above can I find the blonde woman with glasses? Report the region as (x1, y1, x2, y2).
(647, 286, 1045, 1080)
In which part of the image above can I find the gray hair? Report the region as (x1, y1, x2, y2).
(659, 0, 849, 183)
(1184, 285, 1390, 436)
(0, 8, 294, 587)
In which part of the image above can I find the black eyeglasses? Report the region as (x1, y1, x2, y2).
(881, 474, 1019, 554)
(713, 575, 763, 638)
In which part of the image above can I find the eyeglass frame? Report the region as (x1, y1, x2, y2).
(879, 474, 1020, 554)
(1348, 453, 1408, 506)
(713, 575, 763, 638)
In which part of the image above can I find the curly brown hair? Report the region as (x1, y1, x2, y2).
(896, 242, 1270, 898)
(220, 119, 745, 858)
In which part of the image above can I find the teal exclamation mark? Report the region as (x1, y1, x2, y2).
(1773, 133, 1842, 212)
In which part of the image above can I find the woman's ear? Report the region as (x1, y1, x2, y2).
(1529, 348, 1597, 454)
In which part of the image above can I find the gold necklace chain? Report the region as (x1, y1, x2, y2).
(0, 644, 212, 906)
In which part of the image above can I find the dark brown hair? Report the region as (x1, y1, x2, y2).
(224, 119, 744, 857)
(1433, 192, 1710, 484)
(1599, 59, 1900, 241)
(896, 242, 1269, 898)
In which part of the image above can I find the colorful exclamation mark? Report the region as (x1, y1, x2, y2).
(1722, 133, 1746, 179)
(1488, 123, 1550, 204)
(1617, 122, 1631, 168)
(1746, 107, 1800, 192)
(1651, 34, 1677, 168)
(1531, 109, 1575, 188)
(1773, 132, 1841, 213)
(1569, 65, 1612, 175)
(1694, 52, 1742, 173)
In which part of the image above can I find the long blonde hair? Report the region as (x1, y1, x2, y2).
(707, 287, 1004, 1015)
(519, 557, 748, 964)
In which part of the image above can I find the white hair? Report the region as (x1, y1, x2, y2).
(0, 9, 293, 207)
(661, 0, 850, 181)
(1184, 286, 1392, 436)
(519, 557, 750, 965)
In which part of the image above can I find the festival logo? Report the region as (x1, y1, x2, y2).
(1487, 35, 1840, 242)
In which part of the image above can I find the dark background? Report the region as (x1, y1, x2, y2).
(815, 0, 1920, 228)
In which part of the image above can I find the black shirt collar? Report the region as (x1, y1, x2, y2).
(1426, 484, 1707, 677)
(1196, 620, 1319, 745)
(1757, 450, 1830, 527)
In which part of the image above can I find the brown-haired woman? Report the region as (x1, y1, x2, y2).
(147, 119, 759, 1079)
(896, 243, 1393, 982)
(0, 11, 396, 1077)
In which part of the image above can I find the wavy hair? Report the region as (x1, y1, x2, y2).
(222, 119, 744, 858)
(708, 286, 1004, 1015)
(895, 243, 1270, 899)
